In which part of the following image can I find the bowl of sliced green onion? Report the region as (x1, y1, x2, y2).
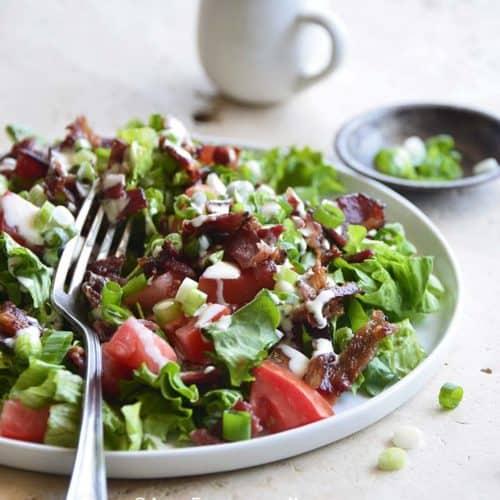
(335, 103, 500, 191)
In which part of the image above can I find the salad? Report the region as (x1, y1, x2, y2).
(0, 115, 444, 450)
(374, 134, 464, 181)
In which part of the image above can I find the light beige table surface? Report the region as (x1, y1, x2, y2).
(0, 1, 499, 499)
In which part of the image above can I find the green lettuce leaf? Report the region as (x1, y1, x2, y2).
(204, 289, 281, 386)
(40, 330, 74, 365)
(254, 147, 344, 206)
(121, 401, 143, 451)
(196, 389, 242, 428)
(102, 401, 129, 451)
(10, 359, 82, 409)
(0, 232, 52, 314)
(44, 403, 80, 448)
(358, 319, 426, 396)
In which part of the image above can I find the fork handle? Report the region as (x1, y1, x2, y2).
(66, 332, 107, 500)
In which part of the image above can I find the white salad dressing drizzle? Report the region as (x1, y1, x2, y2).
(195, 303, 226, 328)
(102, 173, 125, 190)
(202, 261, 241, 280)
(278, 344, 310, 377)
(261, 201, 281, 218)
(306, 289, 337, 329)
(311, 338, 334, 358)
(0, 192, 44, 245)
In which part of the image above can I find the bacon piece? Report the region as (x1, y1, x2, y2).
(0, 302, 40, 337)
(88, 256, 125, 278)
(119, 188, 147, 219)
(322, 226, 347, 248)
(257, 224, 285, 245)
(92, 320, 116, 342)
(108, 139, 128, 168)
(190, 428, 222, 446)
(82, 256, 126, 308)
(304, 310, 397, 402)
(59, 116, 102, 150)
(13, 150, 48, 180)
(182, 212, 249, 239)
(292, 282, 362, 335)
(345, 248, 375, 263)
(180, 366, 222, 387)
(336, 193, 385, 231)
(66, 345, 86, 375)
(138, 240, 195, 279)
(197, 144, 240, 168)
(233, 399, 263, 437)
(161, 138, 201, 182)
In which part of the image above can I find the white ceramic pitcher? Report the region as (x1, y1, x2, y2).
(197, 0, 346, 105)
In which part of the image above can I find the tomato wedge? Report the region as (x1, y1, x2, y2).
(172, 304, 229, 364)
(104, 317, 177, 374)
(0, 399, 49, 443)
(250, 361, 333, 433)
(199, 266, 274, 306)
(101, 343, 133, 398)
(124, 272, 181, 311)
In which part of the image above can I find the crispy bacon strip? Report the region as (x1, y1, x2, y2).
(0, 302, 40, 337)
(161, 138, 201, 182)
(182, 211, 249, 239)
(197, 144, 240, 168)
(138, 241, 195, 279)
(225, 219, 285, 269)
(345, 248, 375, 263)
(292, 282, 362, 338)
(82, 256, 126, 308)
(336, 193, 385, 231)
(59, 116, 102, 150)
(304, 310, 397, 402)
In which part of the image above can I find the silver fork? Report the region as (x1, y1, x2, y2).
(51, 184, 131, 500)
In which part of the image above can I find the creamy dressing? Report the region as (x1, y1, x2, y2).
(256, 184, 274, 197)
(278, 344, 310, 377)
(202, 261, 241, 280)
(274, 280, 295, 294)
(206, 200, 230, 215)
(246, 160, 262, 180)
(206, 173, 227, 196)
(0, 192, 44, 245)
(0, 158, 17, 173)
(195, 303, 226, 328)
(311, 338, 334, 358)
(306, 289, 336, 329)
(216, 279, 226, 304)
(50, 150, 73, 176)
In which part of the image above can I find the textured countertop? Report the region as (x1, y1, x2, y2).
(0, 1, 499, 499)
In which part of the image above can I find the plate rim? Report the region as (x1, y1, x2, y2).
(334, 101, 500, 190)
(0, 137, 463, 477)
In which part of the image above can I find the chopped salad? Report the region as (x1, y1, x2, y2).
(0, 115, 444, 450)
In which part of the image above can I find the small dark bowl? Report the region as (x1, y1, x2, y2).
(335, 103, 500, 191)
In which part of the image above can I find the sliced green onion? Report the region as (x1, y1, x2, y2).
(174, 194, 199, 219)
(313, 200, 345, 229)
(27, 184, 47, 206)
(76, 162, 96, 183)
(275, 266, 298, 285)
(101, 281, 123, 307)
(122, 274, 147, 298)
(153, 299, 183, 325)
(377, 447, 407, 471)
(439, 383, 463, 410)
(181, 288, 207, 316)
(102, 304, 131, 326)
(222, 410, 251, 442)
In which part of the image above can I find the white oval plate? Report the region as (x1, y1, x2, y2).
(0, 151, 461, 478)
